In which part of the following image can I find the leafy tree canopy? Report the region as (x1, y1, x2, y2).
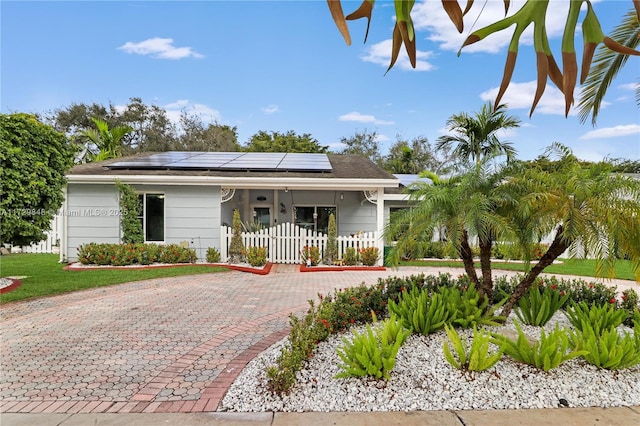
(337, 129, 383, 165)
(382, 136, 451, 175)
(243, 130, 328, 153)
(0, 113, 75, 246)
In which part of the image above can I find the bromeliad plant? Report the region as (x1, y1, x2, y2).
(336, 313, 410, 380)
(570, 322, 640, 370)
(359, 246, 380, 266)
(564, 301, 628, 335)
(515, 284, 570, 326)
(445, 283, 506, 328)
(443, 325, 503, 372)
(388, 286, 454, 335)
(491, 321, 587, 371)
(246, 246, 268, 267)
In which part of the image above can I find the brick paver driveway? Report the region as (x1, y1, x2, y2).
(0, 265, 436, 414)
(1, 264, 635, 415)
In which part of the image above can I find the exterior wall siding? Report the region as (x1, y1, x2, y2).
(65, 183, 221, 262)
(66, 184, 120, 260)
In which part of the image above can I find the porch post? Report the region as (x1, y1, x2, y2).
(376, 186, 385, 266)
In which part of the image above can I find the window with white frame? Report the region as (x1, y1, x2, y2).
(137, 193, 165, 242)
(293, 206, 336, 234)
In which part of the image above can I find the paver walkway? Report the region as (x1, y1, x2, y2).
(1, 265, 637, 416)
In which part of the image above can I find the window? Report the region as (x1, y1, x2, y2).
(137, 193, 165, 242)
(293, 206, 336, 234)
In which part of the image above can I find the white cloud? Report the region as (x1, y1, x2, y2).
(412, 0, 583, 54)
(164, 99, 221, 124)
(338, 111, 395, 125)
(261, 104, 279, 114)
(118, 37, 203, 59)
(618, 82, 639, 91)
(361, 39, 435, 71)
(579, 124, 640, 140)
(479, 80, 598, 116)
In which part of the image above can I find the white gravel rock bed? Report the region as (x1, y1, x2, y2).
(220, 312, 640, 412)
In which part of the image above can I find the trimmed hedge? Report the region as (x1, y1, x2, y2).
(77, 243, 196, 266)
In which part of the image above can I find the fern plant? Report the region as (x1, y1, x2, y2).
(564, 301, 628, 335)
(516, 285, 570, 326)
(443, 324, 503, 372)
(570, 322, 640, 370)
(388, 286, 454, 335)
(491, 321, 587, 371)
(336, 314, 410, 380)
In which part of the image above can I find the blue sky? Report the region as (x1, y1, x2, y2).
(2, 0, 639, 161)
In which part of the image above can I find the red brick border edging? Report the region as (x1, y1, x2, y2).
(0, 277, 22, 294)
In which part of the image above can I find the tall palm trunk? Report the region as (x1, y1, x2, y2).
(500, 226, 570, 318)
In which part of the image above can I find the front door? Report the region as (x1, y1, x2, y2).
(253, 206, 271, 228)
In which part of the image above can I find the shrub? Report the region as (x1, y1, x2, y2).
(570, 323, 640, 370)
(621, 288, 640, 327)
(336, 314, 410, 380)
(515, 283, 570, 326)
(206, 247, 221, 263)
(443, 325, 503, 372)
(301, 245, 321, 266)
(359, 246, 379, 266)
(343, 247, 358, 266)
(77, 243, 196, 266)
(228, 209, 245, 263)
(246, 246, 267, 267)
(115, 181, 143, 244)
(266, 301, 327, 395)
(491, 321, 587, 371)
(325, 213, 337, 264)
(564, 301, 627, 335)
(316, 284, 386, 334)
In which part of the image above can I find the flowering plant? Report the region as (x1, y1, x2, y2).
(359, 246, 379, 266)
(301, 245, 320, 266)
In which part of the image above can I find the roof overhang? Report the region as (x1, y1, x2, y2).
(66, 174, 400, 190)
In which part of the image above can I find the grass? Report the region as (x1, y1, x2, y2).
(0, 253, 228, 304)
(398, 258, 638, 281)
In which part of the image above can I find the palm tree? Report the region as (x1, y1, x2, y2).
(387, 159, 513, 304)
(436, 103, 520, 167)
(80, 117, 133, 162)
(386, 144, 640, 319)
(497, 144, 640, 317)
(578, 7, 639, 125)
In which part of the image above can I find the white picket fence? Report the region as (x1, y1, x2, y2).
(220, 222, 378, 264)
(19, 214, 62, 254)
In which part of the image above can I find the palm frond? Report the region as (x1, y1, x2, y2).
(578, 8, 640, 125)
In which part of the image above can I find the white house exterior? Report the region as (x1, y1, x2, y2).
(61, 152, 415, 265)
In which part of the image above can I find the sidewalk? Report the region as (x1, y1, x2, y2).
(2, 406, 639, 425)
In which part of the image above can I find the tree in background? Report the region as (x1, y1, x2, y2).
(337, 129, 382, 165)
(80, 117, 133, 162)
(436, 103, 520, 167)
(244, 130, 328, 153)
(176, 112, 240, 152)
(0, 113, 75, 246)
(383, 136, 451, 175)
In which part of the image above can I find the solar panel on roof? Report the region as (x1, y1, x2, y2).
(106, 151, 332, 172)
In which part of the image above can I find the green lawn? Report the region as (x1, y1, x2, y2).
(0, 253, 228, 304)
(398, 258, 639, 281)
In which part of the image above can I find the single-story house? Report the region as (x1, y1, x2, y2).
(61, 152, 419, 265)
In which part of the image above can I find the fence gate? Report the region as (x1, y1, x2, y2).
(220, 222, 378, 264)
